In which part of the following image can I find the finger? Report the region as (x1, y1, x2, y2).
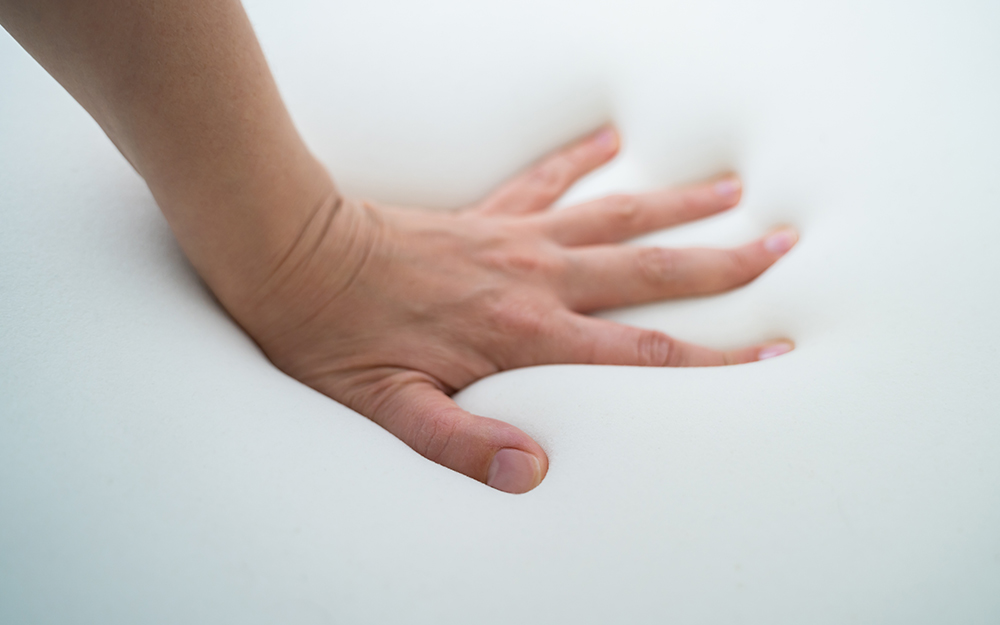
(528, 174, 743, 246)
(474, 125, 620, 216)
(559, 228, 799, 312)
(539, 312, 794, 367)
(360, 372, 548, 494)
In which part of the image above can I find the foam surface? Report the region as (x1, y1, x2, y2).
(2, 0, 999, 622)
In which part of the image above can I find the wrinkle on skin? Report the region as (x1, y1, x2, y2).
(252, 191, 343, 302)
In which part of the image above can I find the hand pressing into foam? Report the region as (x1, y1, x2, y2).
(229, 127, 798, 494)
(2, 3, 796, 494)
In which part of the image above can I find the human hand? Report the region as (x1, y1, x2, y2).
(227, 126, 798, 494)
(0, 2, 794, 494)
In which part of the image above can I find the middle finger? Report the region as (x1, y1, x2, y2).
(558, 229, 798, 312)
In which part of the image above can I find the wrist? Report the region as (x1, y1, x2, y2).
(154, 149, 340, 315)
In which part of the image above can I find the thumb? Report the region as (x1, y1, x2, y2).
(363, 376, 548, 494)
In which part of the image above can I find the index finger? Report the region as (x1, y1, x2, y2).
(474, 126, 620, 216)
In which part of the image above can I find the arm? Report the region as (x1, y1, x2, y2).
(0, 0, 798, 494)
(0, 0, 333, 305)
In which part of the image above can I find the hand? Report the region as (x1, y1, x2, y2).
(0, 3, 795, 494)
(228, 126, 798, 494)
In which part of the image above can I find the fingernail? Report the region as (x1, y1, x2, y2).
(758, 341, 794, 360)
(594, 128, 618, 151)
(487, 449, 542, 494)
(764, 228, 798, 255)
(713, 176, 742, 198)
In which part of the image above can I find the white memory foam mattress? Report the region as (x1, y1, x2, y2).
(2, 0, 999, 623)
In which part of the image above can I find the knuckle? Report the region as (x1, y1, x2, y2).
(481, 246, 566, 278)
(504, 252, 546, 274)
(675, 188, 708, 215)
(486, 298, 549, 338)
(605, 194, 642, 229)
(636, 330, 675, 366)
(724, 249, 758, 286)
(635, 247, 677, 286)
(412, 410, 459, 464)
(528, 160, 573, 199)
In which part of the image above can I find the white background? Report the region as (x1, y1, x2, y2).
(2, 0, 999, 622)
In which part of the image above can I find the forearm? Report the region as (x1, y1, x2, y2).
(0, 0, 335, 303)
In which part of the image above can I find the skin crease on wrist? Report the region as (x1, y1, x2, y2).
(0, 0, 798, 494)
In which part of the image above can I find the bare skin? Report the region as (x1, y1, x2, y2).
(1, 0, 797, 493)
